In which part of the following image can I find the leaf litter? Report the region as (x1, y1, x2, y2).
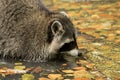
(0, 0, 120, 80)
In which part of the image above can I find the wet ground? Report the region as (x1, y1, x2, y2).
(0, 0, 120, 80)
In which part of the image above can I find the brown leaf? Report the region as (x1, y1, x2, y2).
(32, 67, 43, 73)
(114, 76, 120, 80)
(25, 67, 34, 72)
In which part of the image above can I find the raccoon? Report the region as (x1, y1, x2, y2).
(0, 0, 82, 62)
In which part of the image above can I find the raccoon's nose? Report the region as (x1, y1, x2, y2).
(78, 50, 82, 57)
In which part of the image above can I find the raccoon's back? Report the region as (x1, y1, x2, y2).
(0, 0, 50, 59)
(0, 0, 38, 57)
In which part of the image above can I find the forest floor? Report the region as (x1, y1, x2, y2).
(49, 1, 120, 80)
(0, 0, 120, 80)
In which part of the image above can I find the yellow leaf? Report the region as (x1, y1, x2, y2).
(14, 66, 26, 70)
(22, 74, 34, 80)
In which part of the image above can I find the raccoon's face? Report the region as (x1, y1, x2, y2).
(48, 14, 82, 61)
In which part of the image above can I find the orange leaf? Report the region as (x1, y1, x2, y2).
(62, 70, 74, 73)
(25, 67, 33, 71)
(48, 74, 63, 80)
(115, 39, 120, 43)
(32, 67, 43, 73)
(116, 30, 120, 34)
(73, 67, 86, 71)
(101, 45, 110, 50)
(74, 78, 90, 80)
(92, 33, 100, 38)
(62, 63, 68, 67)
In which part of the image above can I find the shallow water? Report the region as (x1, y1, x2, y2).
(0, 59, 78, 80)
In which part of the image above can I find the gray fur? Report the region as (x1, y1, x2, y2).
(0, 0, 79, 62)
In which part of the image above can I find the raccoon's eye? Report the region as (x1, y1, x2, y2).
(59, 41, 76, 52)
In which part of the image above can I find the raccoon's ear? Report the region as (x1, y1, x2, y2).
(51, 21, 64, 35)
(60, 11, 69, 17)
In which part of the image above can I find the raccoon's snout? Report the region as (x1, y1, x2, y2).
(66, 48, 79, 57)
(59, 41, 82, 57)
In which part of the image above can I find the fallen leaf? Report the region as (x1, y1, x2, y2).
(0, 68, 6, 73)
(25, 67, 34, 72)
(8, 69, 26, 74)
(77, 60, 89, 65)
(48, 74, 63, 80)
(15, 62, 23, 65)
(0, 68, 26, 75)
(74, 78, 90, 80)
(87, 9, 98, 14)
(62, 70, 74, 73)
(32, 67, 43, 73)
(116, 30, 120, 34)
(73, 67, 86, 71)
(91, 14, 100, 20)
(90, 71, 105, 77)
(92, 33, 100, 38)
(114, 76, 120, 80)
(95, 77, 106, 80)
(101, 45, 110, 50)
(64, 74, 74, 77)
(22, 74, 34, 80)
(92, 43, 102, 46)
(106, 36, 115, 41)
(85, 63, 95, 69)
(115, 39, 120, 43)
(62, 63, 68, 67)
(79, 28, 95, 33)
(74, 70, 93, 79)
(77, 36, 86, 42)
(14, 66, 26, 70)
(90, 24, 103, 30)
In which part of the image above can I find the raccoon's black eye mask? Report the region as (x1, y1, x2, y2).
(59, 41, 76, 52)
